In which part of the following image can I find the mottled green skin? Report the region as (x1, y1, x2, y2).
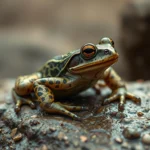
(37, 42, 118, 98)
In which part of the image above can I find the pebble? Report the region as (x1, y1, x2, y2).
(137, 112, 144, 117)
(128, 109, 137, 114)
(11, 128, 17, 138)
(115, 137, 123, 144)
(146, 122, 150, 128)
(143, 108, 149, 112)
(49, 127, 56, 132)
(41, 145, 48, 150)
(31, 115, 38, 118)
(13, 133, 23, 142)
(116, 112, 126, 119)
(30, 120, 40, 126)
(58, 132, 65, 140)
(42, 130, 47, 135)
(123, 118, 133, 124)
(121, 142, 129, 149)
(146, 113, 150, 120)
(110, 111, 118, 118)
(73, 140, 79, 147)
(123, 127, 141, 139)
(80, 135, 88, 142)
(142, 133, 150, 145)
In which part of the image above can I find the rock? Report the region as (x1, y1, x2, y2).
(123, 127, 141, 139)
(0, 80, 150, 149)
(142, 133, 150, 145)
(73, 140, 79, 148)
(123, 118, 133, 124)
(11, 128, 18, 138)
(57, 132, 65, 141)
(0, 104, 7, 116)
(137, 112, 144, 117)
(49, 127, 56, 132)
(30, 119, 40, 126)
(13, 133, 23, 142)
(41, 145, 48, 150)
(80, 135, 88, 143)
(115, 137, 123, 144)
(121, 142, 129, 149)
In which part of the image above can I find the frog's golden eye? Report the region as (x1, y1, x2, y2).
(81, 43, 97, 59)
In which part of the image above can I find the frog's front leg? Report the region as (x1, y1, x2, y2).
(33, 78, 88, 120)
(103, 67, 141, 111)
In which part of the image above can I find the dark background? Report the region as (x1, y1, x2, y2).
(0, 0, 149, 80)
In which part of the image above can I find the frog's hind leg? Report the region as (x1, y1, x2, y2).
(33, 79, 88, 120)
(13, 72, 41, 112)
(12, 88, 36, 112)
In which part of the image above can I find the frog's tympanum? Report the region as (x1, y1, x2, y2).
(12, 37, 141, 120)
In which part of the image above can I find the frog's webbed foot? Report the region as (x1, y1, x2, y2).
(41, 102, 88, 121)
(12, 89, 36, 113)
(15, 99, 36, 112)
(103, 88, 141, 111)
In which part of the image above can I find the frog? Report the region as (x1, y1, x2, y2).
(12, 37, 141, 120)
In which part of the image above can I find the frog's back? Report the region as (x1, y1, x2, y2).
(38, 50, 79, 78)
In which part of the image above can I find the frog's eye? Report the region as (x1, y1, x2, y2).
(81, 43, 97, 59)
(99, 37, 114, 47)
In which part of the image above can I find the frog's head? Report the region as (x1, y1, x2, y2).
(68, 37, 118, 75)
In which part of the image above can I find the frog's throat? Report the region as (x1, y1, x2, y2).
(69, 54, 118, 74)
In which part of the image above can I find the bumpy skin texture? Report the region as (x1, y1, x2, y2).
(12, 37, 141, 120)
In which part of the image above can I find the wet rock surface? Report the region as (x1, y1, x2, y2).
(0, 80, 150, 150)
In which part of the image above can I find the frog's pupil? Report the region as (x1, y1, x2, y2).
(84, 48, 94, 54)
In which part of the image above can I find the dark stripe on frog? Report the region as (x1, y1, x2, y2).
(49, 95, 53, 99)
(55, 85, 59, 88)
(41, 97, 45, 101)
(49, 80, 53, 84)
(56, 80, 60, 84)
(38, 87, 44, 91)
(48, 62, 53, 68)
(37, 92, 43, 96)
(45, 68, 50, 76)
(63, 79, 67, 84)
(41, 79, 46, 84)
(50, 69, 59, 77)
(45, 88, 49, 92)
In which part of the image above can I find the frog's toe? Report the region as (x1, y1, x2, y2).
(66, 105, 88, 111)
(118, 95, 125, 111)
(25, 100, 36, 109)
(56, 102, 88, 111)
(15, 106, 21, 113)
(126, 92, 141, 104)
(103, 94, 118, 105)
(15, 100, 22, 113)
(73, 114, 82, 121)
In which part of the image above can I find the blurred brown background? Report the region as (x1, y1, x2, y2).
(0, 0, 149, 80)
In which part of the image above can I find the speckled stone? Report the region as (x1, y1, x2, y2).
(123, 127, 141, 139)
(142, 133, 150, 145)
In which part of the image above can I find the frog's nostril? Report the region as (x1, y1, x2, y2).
(104, 49, 111, 55)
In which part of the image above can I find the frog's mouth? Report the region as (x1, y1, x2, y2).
(69, 54, 118, 74)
